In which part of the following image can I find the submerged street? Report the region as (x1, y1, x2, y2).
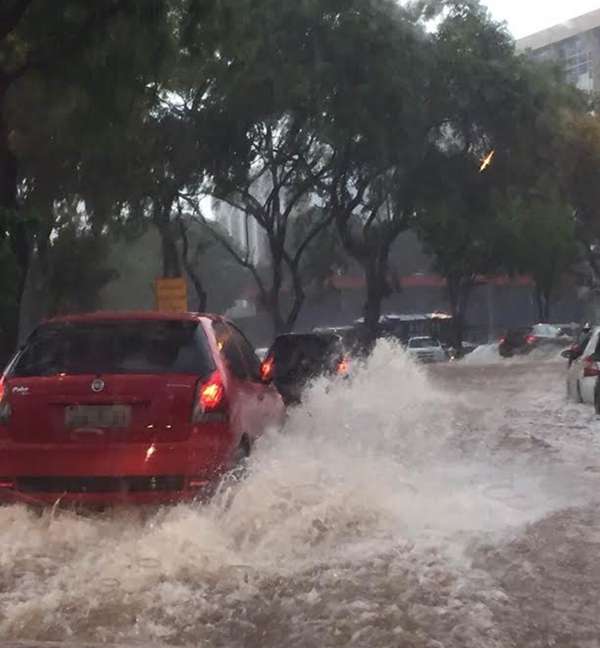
(1, 345, 600, 648)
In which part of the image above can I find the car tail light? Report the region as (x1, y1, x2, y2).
(337, 357, 350, 376)
(0, 376, 10, 424)
(526, 335, 537, 345)
(583, 356, 600, 378)
(260, 356, 275, 382)
(499, 337, 506, 344)
(193, 371, 227, 423)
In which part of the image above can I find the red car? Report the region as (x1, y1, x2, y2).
(0, 311, 284, 506)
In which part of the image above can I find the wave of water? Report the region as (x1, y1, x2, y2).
(461, 342, 566, 366)
(0, 341, 595, 647)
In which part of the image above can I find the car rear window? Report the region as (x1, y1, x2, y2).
(12, 320, 214, 377)
(408, 337, 437, 349)
(270, 335, 340, 378)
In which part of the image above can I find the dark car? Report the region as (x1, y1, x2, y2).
(0, 311, 284, 506)
(263, 333, 350, 405)
(499, 323, 573, 358)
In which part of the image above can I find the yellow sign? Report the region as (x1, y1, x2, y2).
(155, 277, 188, 312)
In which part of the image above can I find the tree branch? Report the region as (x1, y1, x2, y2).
(0, 0, 34, 41)
(3, 0, 130, 85)
(179, 194, 269, 304)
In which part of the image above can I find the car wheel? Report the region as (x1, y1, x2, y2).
(229, 435, 251, 481)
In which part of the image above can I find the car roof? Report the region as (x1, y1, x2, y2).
(43, 310, 218, 325)
(274, 332, 339, 341)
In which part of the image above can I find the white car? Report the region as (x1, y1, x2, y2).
(406, 336, 448, 363)
(566, 326, 600, 411)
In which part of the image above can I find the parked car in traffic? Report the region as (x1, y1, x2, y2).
(499, 323, 573, 358)
(406, 336, 449, 363)
(263, 332, 350, 405)
(565, 326, 600, 412)
(0, 311, 284, 506)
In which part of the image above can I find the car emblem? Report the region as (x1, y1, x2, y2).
(12, 386, 29, 395)
(91, 378, 105, 393)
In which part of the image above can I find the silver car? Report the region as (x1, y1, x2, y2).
(406, 336, 448, 363)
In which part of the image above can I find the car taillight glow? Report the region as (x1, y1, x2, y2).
(0, 376, 10, 424)
(337, 357, 350, 376)
(583, 356, 600, 378)
(260, 356, 274, 382)
(193, 371, 227, 423)
(526, 335, 537, 345)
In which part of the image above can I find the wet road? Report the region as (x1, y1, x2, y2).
(1, 343, 600, 647)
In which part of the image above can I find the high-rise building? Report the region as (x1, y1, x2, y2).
(213, 177, 270, 268)
(517, 9, 600, 92)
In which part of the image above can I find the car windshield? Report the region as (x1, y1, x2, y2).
(532, 324, 561, 337)
(408, 337, 438, 349)
(12, 320, 213, 377)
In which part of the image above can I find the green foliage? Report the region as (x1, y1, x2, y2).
(292, 208, 348, 291)
(0, 0, 592, 347)
(45, 225, 118, 316)
(505, 194, 578, 320)
(415, 0, 580, 343)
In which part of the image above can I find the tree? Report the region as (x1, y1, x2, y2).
(0, 0, 170, 345)
(311, 0, 435, 338)
(415, 0, 579, 346)
(178, 0, 345, 334)
(292, 207, 349, 294)
(507, 195, 578, 321)
(557, 112, 600, 287)
(416, 152, 514, 346)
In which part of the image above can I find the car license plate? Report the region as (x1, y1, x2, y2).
(65, 405, 131, 429)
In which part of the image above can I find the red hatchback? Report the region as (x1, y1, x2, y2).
(0, 311, 284, 506)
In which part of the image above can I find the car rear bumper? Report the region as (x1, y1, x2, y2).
(0, 432, 234, 506)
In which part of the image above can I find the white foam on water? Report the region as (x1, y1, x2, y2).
(0, 340, 594, 647)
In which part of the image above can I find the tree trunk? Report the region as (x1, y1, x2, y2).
(154, 202, 181, 278)
(0, 99, 30, 350)
(362, 255, 386, 344)
(534, 286, 545, 322)
(177, 216, 207, 312)
(269, 250, 286, 335)
(447, 276, 472, 351)
(284, 261, 305, 334)
(543, 290, 551, 322)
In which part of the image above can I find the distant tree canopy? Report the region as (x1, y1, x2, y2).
(0, 0, 591, 349)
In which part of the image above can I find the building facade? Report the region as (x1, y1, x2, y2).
(517, 9, 600, 92)
(213, 175, 271, 268)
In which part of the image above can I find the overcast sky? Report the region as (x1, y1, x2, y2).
(482, 0, 600, 39)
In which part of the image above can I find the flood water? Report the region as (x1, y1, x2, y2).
(1, 342, 600, 647)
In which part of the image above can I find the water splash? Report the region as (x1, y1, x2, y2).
(0, 340, 593, 646)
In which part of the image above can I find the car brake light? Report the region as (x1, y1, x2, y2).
(583, 356, 600, 378)
(337, 357, 350, 376)
(193, 371, 227, 423)
(526, 335, 537, 345)
(0, 377, 10, 424)
(260, 356, 274, 382)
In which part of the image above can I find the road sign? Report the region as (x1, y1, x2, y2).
(155, 277, 188, 312)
